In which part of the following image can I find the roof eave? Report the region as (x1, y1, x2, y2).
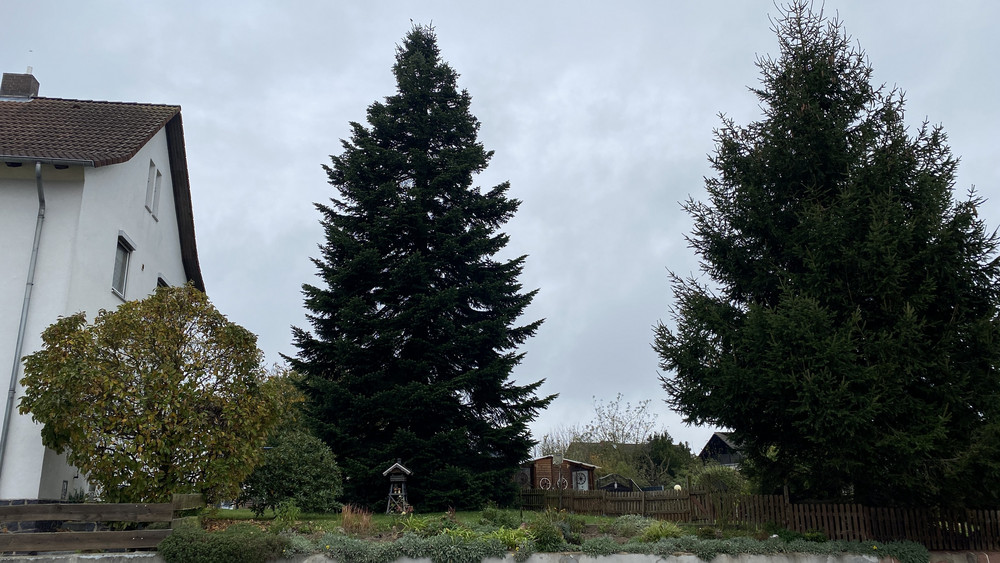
(163, 113, 205, 292)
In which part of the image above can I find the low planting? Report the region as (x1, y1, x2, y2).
(158, 519, 286, 563)
(162, 506, 931, 563)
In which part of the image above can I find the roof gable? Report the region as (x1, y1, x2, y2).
(699, 432, 743, 459)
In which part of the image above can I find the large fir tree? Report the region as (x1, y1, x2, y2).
(654, 3, 1000, 507)
(291, 26, 553, 510)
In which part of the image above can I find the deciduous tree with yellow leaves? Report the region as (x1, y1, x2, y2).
(19, 285, 292, 503)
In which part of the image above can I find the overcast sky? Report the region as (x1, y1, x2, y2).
(3, 1, 998, 452)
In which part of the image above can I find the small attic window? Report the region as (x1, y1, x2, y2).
(144, 161, 162, 220)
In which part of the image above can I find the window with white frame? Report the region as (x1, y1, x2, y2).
(112, 233, 136, 297)
(144, 161, 162, 220)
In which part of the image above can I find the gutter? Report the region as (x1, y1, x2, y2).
(0, 161, 47, 485)
(0, 156, 94, 167)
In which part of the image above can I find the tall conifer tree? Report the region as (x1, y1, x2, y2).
(291, 26, 552, 510)
(654, 3, 1000, 507)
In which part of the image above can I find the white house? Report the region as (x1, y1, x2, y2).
(0, 71, 203, 500)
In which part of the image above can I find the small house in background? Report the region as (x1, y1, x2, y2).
(520, 455, 598, 490)
(698, 432, 744, 468)
(596, 473, 640, 493)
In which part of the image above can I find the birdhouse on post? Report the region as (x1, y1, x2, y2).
(383, 460, 412, 514)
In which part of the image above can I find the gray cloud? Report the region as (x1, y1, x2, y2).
(4, 0, 997, 451)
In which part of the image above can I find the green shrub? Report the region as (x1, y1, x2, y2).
(776, 528, 805, 542)
(401, 514, 433, 536)
(638, 519, 683, 542)
(803, 529, 828, 542)
(401, 512, 471, 538)
(605, 514, 654, 537)
(443, 526, 478, 540)
(319, 533, 401, 563)
(581, 535, 621, 556)
(697, 526, 721, 539)
(526, 519, 565, 551)
(480, 504, 520, 529)
(422, 533, 507, 563)
(282, 533, 315, 555)
(484, 526, 533, 550)
(239, 428, 343, 516)
(876, 540, 931, 563)
(269, 500, 301, 533)
(158, 519, 287, 563)
(560, 512, 587, 533)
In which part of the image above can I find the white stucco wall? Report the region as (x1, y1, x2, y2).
(0, 163, 85, 499)
(0, 128, 192, 500)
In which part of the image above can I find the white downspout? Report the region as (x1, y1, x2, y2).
(0, 161, 46, 485)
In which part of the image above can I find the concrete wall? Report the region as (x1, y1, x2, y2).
(0, 128, 191, 500)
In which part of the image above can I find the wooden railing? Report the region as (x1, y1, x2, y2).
(0, 493, 204, 553)
(520, 489, 1000, 550)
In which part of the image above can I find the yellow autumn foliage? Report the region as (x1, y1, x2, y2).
(19, 285, 296, 503)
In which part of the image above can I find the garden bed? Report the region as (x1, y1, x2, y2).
(144, 508, 934, 563)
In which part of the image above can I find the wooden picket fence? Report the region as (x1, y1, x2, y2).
(520, 489, 1000, 550)
(0, 493, 204, 553)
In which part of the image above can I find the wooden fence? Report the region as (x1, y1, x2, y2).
(520, 489, 1000, 550)
(0, 493, 204, 553)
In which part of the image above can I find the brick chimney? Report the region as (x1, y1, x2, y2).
(1, 70, 40, 98)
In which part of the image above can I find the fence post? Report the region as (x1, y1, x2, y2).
(782, 485, 791, 528)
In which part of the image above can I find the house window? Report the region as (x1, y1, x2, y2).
(144, 161, 161, 220)
(157, 276, 169, 288)
(111, 232, 136, 298)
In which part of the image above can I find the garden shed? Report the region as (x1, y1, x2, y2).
(520, 455, 598, 490)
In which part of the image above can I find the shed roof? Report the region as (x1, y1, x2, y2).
(522, 455, 600, 470)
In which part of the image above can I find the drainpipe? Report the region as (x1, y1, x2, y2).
(0, 161, 46, 485)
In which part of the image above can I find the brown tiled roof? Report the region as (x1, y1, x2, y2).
(0, 97, 179, 167)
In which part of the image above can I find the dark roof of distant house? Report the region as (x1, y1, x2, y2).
(714, 432, 741, 450)
(698, 432, 743, 458)
(0, 95, 204, 291)
(596, 473, 641, 488)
